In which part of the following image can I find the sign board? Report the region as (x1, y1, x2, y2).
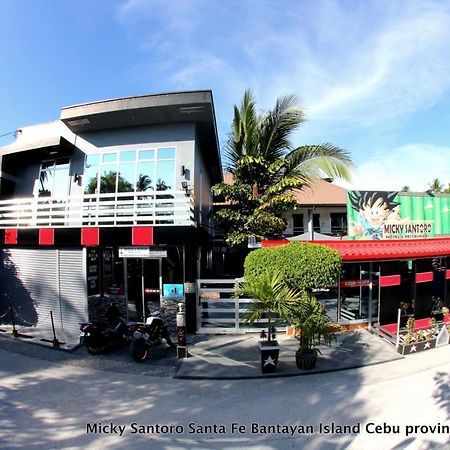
(347, 191, 450, 240)
(119, 247, 167, 258)
(162, 284, 185, 299)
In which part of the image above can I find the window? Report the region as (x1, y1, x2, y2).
(292, 214, 304, 234)
(38, 158, 70, 197)
(83, 148, 176, 194)
(330, 212, 347, 234)
(313, 213, 321, 232)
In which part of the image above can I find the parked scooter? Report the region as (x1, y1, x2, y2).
(80, 303, 129, 355)
(131, 307, 175, 362)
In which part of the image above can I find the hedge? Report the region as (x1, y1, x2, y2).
(244, 242, 342, 292)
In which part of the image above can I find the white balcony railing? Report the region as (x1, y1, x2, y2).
(0, 191, 195, 228)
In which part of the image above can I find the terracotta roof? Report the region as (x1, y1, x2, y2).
(262, 238, 450, 262)
(221, 174, 347, 206)
(292, 179, 347, 206)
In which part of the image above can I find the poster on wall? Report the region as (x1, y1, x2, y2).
(347, 191, 450, 240)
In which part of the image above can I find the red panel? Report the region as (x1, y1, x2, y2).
(446, 270, 450, 280)
(4, 229, 18, 245)
(379, 275, 401, 287)
(81, 227, 99, 246)
(39, 228, 54, 245)
(415, 272, 434, 283)
(132, 226, 153, 246)
(262, 238, 450, 262)
(262, 240, 289, 247)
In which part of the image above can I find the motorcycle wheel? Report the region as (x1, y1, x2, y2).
(131, 338, 148, 362)
(86, 338, 102, 355)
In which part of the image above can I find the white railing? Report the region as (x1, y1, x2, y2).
(196, 279, 271, 334)
(0, 190, 195, 228)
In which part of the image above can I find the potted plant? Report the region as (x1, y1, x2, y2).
(289, 295, 336, 370)
(398, 316, 439, 355)
(234, 271, 304, 373)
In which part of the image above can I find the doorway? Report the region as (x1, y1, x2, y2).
(124, 258, 161, 322)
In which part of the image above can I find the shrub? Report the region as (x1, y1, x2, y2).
(244, 242, 342, 292)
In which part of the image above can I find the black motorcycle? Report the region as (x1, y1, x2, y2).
(80, 304, 129, 355)
(131, 307, 175, 362)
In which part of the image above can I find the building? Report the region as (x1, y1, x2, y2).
(264, 189, 450, 331)
(283, 178, 347, 238)
(0, 91, 222, 342)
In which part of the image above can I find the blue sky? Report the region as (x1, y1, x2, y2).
(1, 0, 450, 191)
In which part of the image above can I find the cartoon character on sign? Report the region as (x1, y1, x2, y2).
(348, 191, 399, 239)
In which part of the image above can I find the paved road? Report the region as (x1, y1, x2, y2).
(0, 338, 449, 449)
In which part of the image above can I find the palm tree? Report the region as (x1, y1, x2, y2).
(428, 178, 443, 194)
(225, 90, 352, 183)
(234, 271, 306, 342)
(212, 90, 354, 246)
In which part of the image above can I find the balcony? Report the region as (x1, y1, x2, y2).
(0, 191, 195, 228)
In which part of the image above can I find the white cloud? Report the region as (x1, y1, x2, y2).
(335, 144, 450, 191)
(114, 0, 450, 169)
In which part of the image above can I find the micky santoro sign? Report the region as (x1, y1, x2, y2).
(347, 191, 450, 240)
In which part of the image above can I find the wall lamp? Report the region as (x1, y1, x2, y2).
(181, 181, 192, 197)
(74, 173, 82, 186)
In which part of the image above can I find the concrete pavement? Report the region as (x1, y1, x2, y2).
(0, 333, 449, 450)
(0, 327, 405, 379)
(176, 330, 404, 379)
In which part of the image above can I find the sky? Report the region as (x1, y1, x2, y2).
(1, 0, 450, 192)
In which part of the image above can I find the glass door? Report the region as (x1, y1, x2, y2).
(125, 258, 161, 322)
(125, 258, 144, 322)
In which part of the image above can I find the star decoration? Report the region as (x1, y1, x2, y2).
(424, 342, 431, 349)
(264, 356, 276, 366)
(409, 345, 417, 353)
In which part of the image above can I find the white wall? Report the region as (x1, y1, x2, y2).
(284, 206, 347, 236)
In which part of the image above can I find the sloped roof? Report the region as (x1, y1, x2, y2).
(292, 179, 347, 206)
(220, 174, 347, 206)
(262, 238, 450, 261)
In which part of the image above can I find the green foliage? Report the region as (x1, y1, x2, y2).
(290, 295, 335, 354)
(84, 171, 134, 194)
(234, 271, 306, 342)
(244, 242, 342, 293)
(212, 89, 354, 247)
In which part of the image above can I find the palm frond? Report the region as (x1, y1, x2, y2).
(285, 143, 354, 181)
(259, 94, 305, 162)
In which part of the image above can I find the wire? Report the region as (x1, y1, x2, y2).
(0, 130, 17, 139)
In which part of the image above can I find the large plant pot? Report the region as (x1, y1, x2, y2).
(398, 338, 437, 355)
(259, 341, 280, 373)
(295, 351, 317, 370)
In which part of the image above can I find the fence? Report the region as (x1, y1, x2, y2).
(196, 279, 272, 334)
(0, 190, 195, 228)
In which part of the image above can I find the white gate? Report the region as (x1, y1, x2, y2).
(196, 279, 269, 334)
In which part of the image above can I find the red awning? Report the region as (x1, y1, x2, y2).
(262, 238, 450, 262)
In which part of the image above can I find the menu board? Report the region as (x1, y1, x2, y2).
(87, 247, 100, 296)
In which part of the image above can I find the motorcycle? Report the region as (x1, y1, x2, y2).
(131, 307, 175, 362)
(79, 304, 129, 355)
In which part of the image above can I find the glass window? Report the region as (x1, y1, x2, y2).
(156, 160, 174, 191)
(38, 159, 70, 197)
(84, 165, 99, 194)
(117, 163, 135, 192)
(85, 154, 100, 166)
(136, 162, 155, 191)
(157, 147, 175, 160)
(119, 151, 136, 162)
(103, 153, 117, 163)
(100, 169, 117, 193)
(39, 169, 53, 197)
(139, 150, 155, 160)
(83, 148, 176, 195)
(293, 214, 304, 234)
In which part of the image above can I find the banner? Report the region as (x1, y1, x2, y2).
(347, 191, 450, 240)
